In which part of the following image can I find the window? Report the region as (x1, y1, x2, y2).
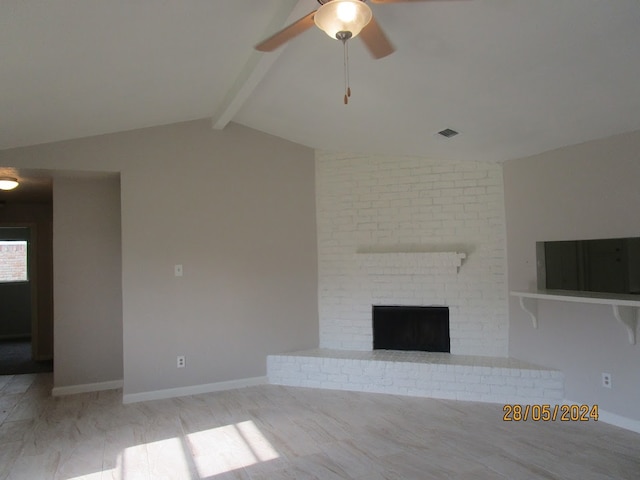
(0, 240, 28, 282)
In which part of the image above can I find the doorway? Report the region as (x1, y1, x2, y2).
(0, 169, 54, 375)
(0, 225, 52, 375)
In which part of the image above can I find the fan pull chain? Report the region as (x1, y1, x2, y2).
(343, 38, 351, 104)
(335, 31, 353, 104)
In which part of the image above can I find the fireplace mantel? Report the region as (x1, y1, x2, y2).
(358, 251, 466, 274)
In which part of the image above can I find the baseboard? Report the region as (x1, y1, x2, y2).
(122, 376, 268, 404)
(563, 399, 640, 434)
(52, 379, 123, 396)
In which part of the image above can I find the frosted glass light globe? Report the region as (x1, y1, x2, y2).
(314, 0, 373, 40)
(0, 178, 19, 190)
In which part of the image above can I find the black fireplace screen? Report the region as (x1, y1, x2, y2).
(373, 305, 450, 352)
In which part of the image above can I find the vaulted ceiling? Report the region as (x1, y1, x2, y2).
(2, 0, 640, 162)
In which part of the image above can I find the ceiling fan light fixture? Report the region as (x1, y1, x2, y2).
(314, 0, 373, 40)
(0, 177, 19, 191)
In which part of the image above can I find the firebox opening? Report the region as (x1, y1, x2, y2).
(373, 305, 450, 353)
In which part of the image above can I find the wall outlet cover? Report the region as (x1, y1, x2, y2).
(177, 355, 186, 368)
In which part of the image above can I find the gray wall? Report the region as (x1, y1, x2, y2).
(0, 227, 31, 338)
(504, 129, 640, 420)
(53, 175, 123, 387)
(0, 120, 318, 394)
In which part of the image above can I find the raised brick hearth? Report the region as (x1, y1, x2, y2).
(268, 349, 564, 404)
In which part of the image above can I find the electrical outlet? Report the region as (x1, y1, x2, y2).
(602, 372, 612, 388)
(177, 355, 186, 368)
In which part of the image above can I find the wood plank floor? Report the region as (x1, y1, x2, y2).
(0, 373, 638, 479)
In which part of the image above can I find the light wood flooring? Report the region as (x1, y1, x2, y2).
(0, 373, 639, 479)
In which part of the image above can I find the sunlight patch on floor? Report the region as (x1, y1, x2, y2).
(187, 420, 280, 478)
(67, 420, 280, 479)
(67, 473, 103, 480)
(146, 436, 194, 478)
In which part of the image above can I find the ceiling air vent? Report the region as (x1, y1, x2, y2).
(437, 128, 459, 138)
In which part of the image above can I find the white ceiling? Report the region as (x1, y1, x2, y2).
(2, 0, 640, 162)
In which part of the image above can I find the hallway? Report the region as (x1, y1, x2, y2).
(0, 339, 52, 376)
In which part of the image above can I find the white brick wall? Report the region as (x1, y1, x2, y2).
(316, 151, 508, 356)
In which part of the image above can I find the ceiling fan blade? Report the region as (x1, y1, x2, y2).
(255, 11, 317, 52)
(359, 17, 395, 59)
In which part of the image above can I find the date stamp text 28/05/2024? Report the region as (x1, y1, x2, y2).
(503, 404, 599, 422)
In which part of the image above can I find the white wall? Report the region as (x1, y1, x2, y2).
(0, 120, 318, 395)
(504, 129, 640, 421)
(53, 175, 123, 387)
(316, 151, 508, 356)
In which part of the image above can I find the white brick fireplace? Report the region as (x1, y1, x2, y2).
(315, 151, 508, 356)
(268, 152, 563, 404)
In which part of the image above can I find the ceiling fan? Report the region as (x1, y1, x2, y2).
(255, 0, 457, 103)
(255, 0, 455, 60)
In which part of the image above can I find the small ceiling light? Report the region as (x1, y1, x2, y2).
(314, 0, 372, 40)
(0, 177, 19, 191)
